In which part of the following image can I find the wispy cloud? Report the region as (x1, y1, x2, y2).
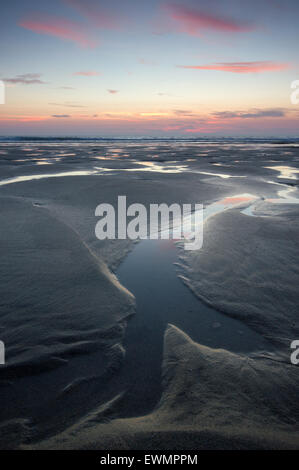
(19, 14, 97, 48)
(49, 102, 87, 108)
(107, 89, 119, 94)
(2, 73, 47, 85)
(163, 3, 254, 35)
(173, 109, 194, 116)
(51, 114, 71, 118)
(178, 61, 290, 73)
(213, 108, 286, 119)
(73, 71, 101, 76)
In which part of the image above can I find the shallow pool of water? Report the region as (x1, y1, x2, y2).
(114, 192, 274, 415)
(0, 170, 98, 186)
(116, 237, 268, 416)
(265, 165, 299, 179)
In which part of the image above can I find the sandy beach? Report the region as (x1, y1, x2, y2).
(0, 139, 298, 449)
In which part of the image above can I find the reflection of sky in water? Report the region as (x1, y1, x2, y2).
(196, 170, 246, 179)
(95, 161, 188, 173)
(93, 156, 112, 160)
(0, 162, 190, 187)
(267, 187, 299, 204)
(205, 194, 257, 220)
(34, 157, 62, 165)
(56, 153, 76, 156)
(131, 162, 187, 173)
(93, 153, 130, 160)
(0, 170, 97, 186)
(242, 184, 299, 216)
(265, 165, 299, 179)
(157, 194, 257, 240)
(93, 162, 246, 176)
(212, 163, 231, 167)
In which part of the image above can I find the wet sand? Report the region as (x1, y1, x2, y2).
(0, 139, 298, 449)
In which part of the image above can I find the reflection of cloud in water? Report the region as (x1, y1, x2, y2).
(219, 195, 255, 205)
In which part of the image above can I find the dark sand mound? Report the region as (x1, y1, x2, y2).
(0, 196, 134, 374)
(31, 324, 299, 450)
(0, 194, 135, 445)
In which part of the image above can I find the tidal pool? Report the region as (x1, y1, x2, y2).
(0, 170, 98, 186)
(115, 195, 269, 416)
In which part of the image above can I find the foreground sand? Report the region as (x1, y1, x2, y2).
(32, 324, 299, 450)
(0, 140, 298, 449)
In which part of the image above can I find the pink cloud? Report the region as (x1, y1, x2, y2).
(0, 115, 49, 123)
(73, 71, 101, 76)
(107, 89, 119, 94)
(19, 14, 97, 48)
(1, 111, 299, 136)
(178, 61, 290, 73)
(164, 3, 254, 35)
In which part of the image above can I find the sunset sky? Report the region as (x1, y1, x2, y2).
(1, 0, 298, 137)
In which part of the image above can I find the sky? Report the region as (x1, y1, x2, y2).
(0, 0, 298, 137)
